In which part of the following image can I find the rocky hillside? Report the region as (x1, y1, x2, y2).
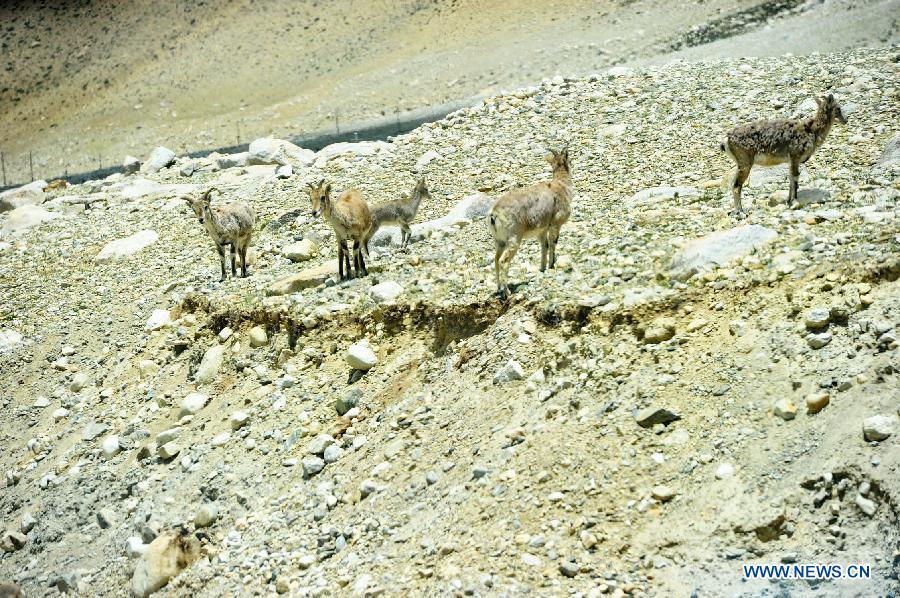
(2, 0, 898, 185)
(1, 48, 899, 597)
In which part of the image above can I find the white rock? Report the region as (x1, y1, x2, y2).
(314, 140, 391, 166)
(140, 146, 176, 174)
(158, 442, 181, 460)
(102, 435, 121, 459)
(0, 180, 47, 212)
(323, 444, 343, 464)
(230, 411, 249, 430)
(346, 342, 377, 371)
(125, 536, 148, 558)
(669, 225, 778, 281)
(156, 427, 181, 445)
(275, 164, 293, 178)
(629, 186, 699, 205)
(248, 138, 315, 166)
(95, 230, 159, 263)
(145, 309, 171, 331)
(282, 239, 318, 262)
(715, 463, 734, 480)
(216, 152, 249, 169)
(69, 372, 90, 392)
(248, 326, 268, 347)
(493, 360, 525, 384)
(179, 393, 208, 417)
(52, 407, 69, 420)
(307, 434, 335, 455)
(863, 415, 896, 441)
(211, 432, 231, 447)
(194, 504, 218, 528)
(416, 150, 441, 169)
(0, 329, 24, 354)
(0, 205, 58, 237)
(369, 281, 404, 304)
(804, 308, 831, 330)
(302, 456, 325, 477)
(195, 344, 225, 384)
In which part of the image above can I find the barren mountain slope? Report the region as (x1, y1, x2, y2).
(2, 0, 898, 185)
(0, 48, 898, 596)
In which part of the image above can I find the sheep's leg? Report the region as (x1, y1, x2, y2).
(788, 158, 800, 207)
(400, 223, 411, 250)
(549, 227, 560, 269)
(494, 240, 505, 296)
(732, 164, 751, 213)
(216, 244, 227, 281)
(498, 237, 521, 300)
(230, 244, 237, 277)
(239, 241, 249, 277)
(355, 240, 368, 277)
(341, 240, 353, 279)
(337, 240, 346, 280)
(540, 232, 549, 272)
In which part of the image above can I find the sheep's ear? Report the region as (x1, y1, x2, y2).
(324, 184, 331, 195)
(815, 96, 825, 107)
(827, 93, 834, 102)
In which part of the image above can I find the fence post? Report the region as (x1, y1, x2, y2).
(0, 152, 6, 187)
(29, 151, 34, 182)
(335, 109, 340, 135)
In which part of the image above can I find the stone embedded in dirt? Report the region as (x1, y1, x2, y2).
(282, 239, 318, 262)
(156, 427, 181, 445)
(307, 434, 335, 455)
(854, 494, 876, 517)
(94, 230, 159, 263)
(145, 309, 171, 331)
(805, 393, 830, 414)
(0, 329, 23, 354)
(804, 308, 831, 330)
(216, 152, 249, 170)
(651, 485, 676, 502)
(248, 137, 315, 166)
(629, 186, 699, 205)
(416, 150, 441, 169)
(336, 389, 362, 416)
(195, 344, 225, 384)
(715, 463, 735, 480)
(158, 442, 181, 460)
(1, 530, 27, 552)
(140, 146, 176, 174)
(302, 456, 325, 477)
(248, 326, 268, 347)
(194, 503, 219, 528)
(230, 411, 249, 430)
(70, 372, 90, 392)
(20, 512, 36, 534)
(123, 155, 141, 174)
(370, 280, 404, 304)
(559, 559, 579, 578)
(1, 205, 58, 237)
(275, 164, 293, 178)
(266, 262, 335, 295)
(806, 331, 832, 349)
(97, 507, 115, 529)
(773, 399, 797, 421)
(81, 421, 107, 441)
(669, 225, 778, 281)
(179, 393, 208, 417)
(359, 479, 379, 498)
(130, 530, 200, 598)
(874, 134, 900, 169)
(635, 407, 681, 428)
(102, 435, 121, 459)
(346, 342, 378, 370)
(323, 444, 342, 464)
(641, 317, 676, 344)
(863, 415, 896, 441)
(493, 359, 525, 384)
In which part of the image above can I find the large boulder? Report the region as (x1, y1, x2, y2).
(130, 530, 200, 598)
(248, 138, 315, 166)
(314, 141, 392, 167)
(216, 152, 250, 170)
(629, 186, 699, 205)
(140, 147, 176, 174)
(123, 156, 141, 175)
(0, 180, 47, 212)
(669, 225, 778, 281)
(0, 205, 59, 237)
(94, 230, 159, 263)
(874, 134, 900, 170)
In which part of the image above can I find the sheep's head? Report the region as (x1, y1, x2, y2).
(545, 145, 570, 173)
(183, 188, 219, 224)
(308, 179, 331, 218)
(817, 93, 847, 125)
(413, 177, 431, 200)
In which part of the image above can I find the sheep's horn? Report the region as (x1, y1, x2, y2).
(318, 178, 325, 187)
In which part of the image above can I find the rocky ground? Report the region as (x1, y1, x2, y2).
(2, 0, 898, 185)
(1, 48, 899, 597)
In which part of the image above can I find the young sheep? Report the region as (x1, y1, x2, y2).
(308, 179, 372, 280)
(489, 146, 572, 299)
(722, 93, 847, 213)
(0, 583, 24, 598)
(365, 177, 430, 251)
(183, 187, 255, 281)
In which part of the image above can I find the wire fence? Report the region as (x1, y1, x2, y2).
(0, 99, 471, 193)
